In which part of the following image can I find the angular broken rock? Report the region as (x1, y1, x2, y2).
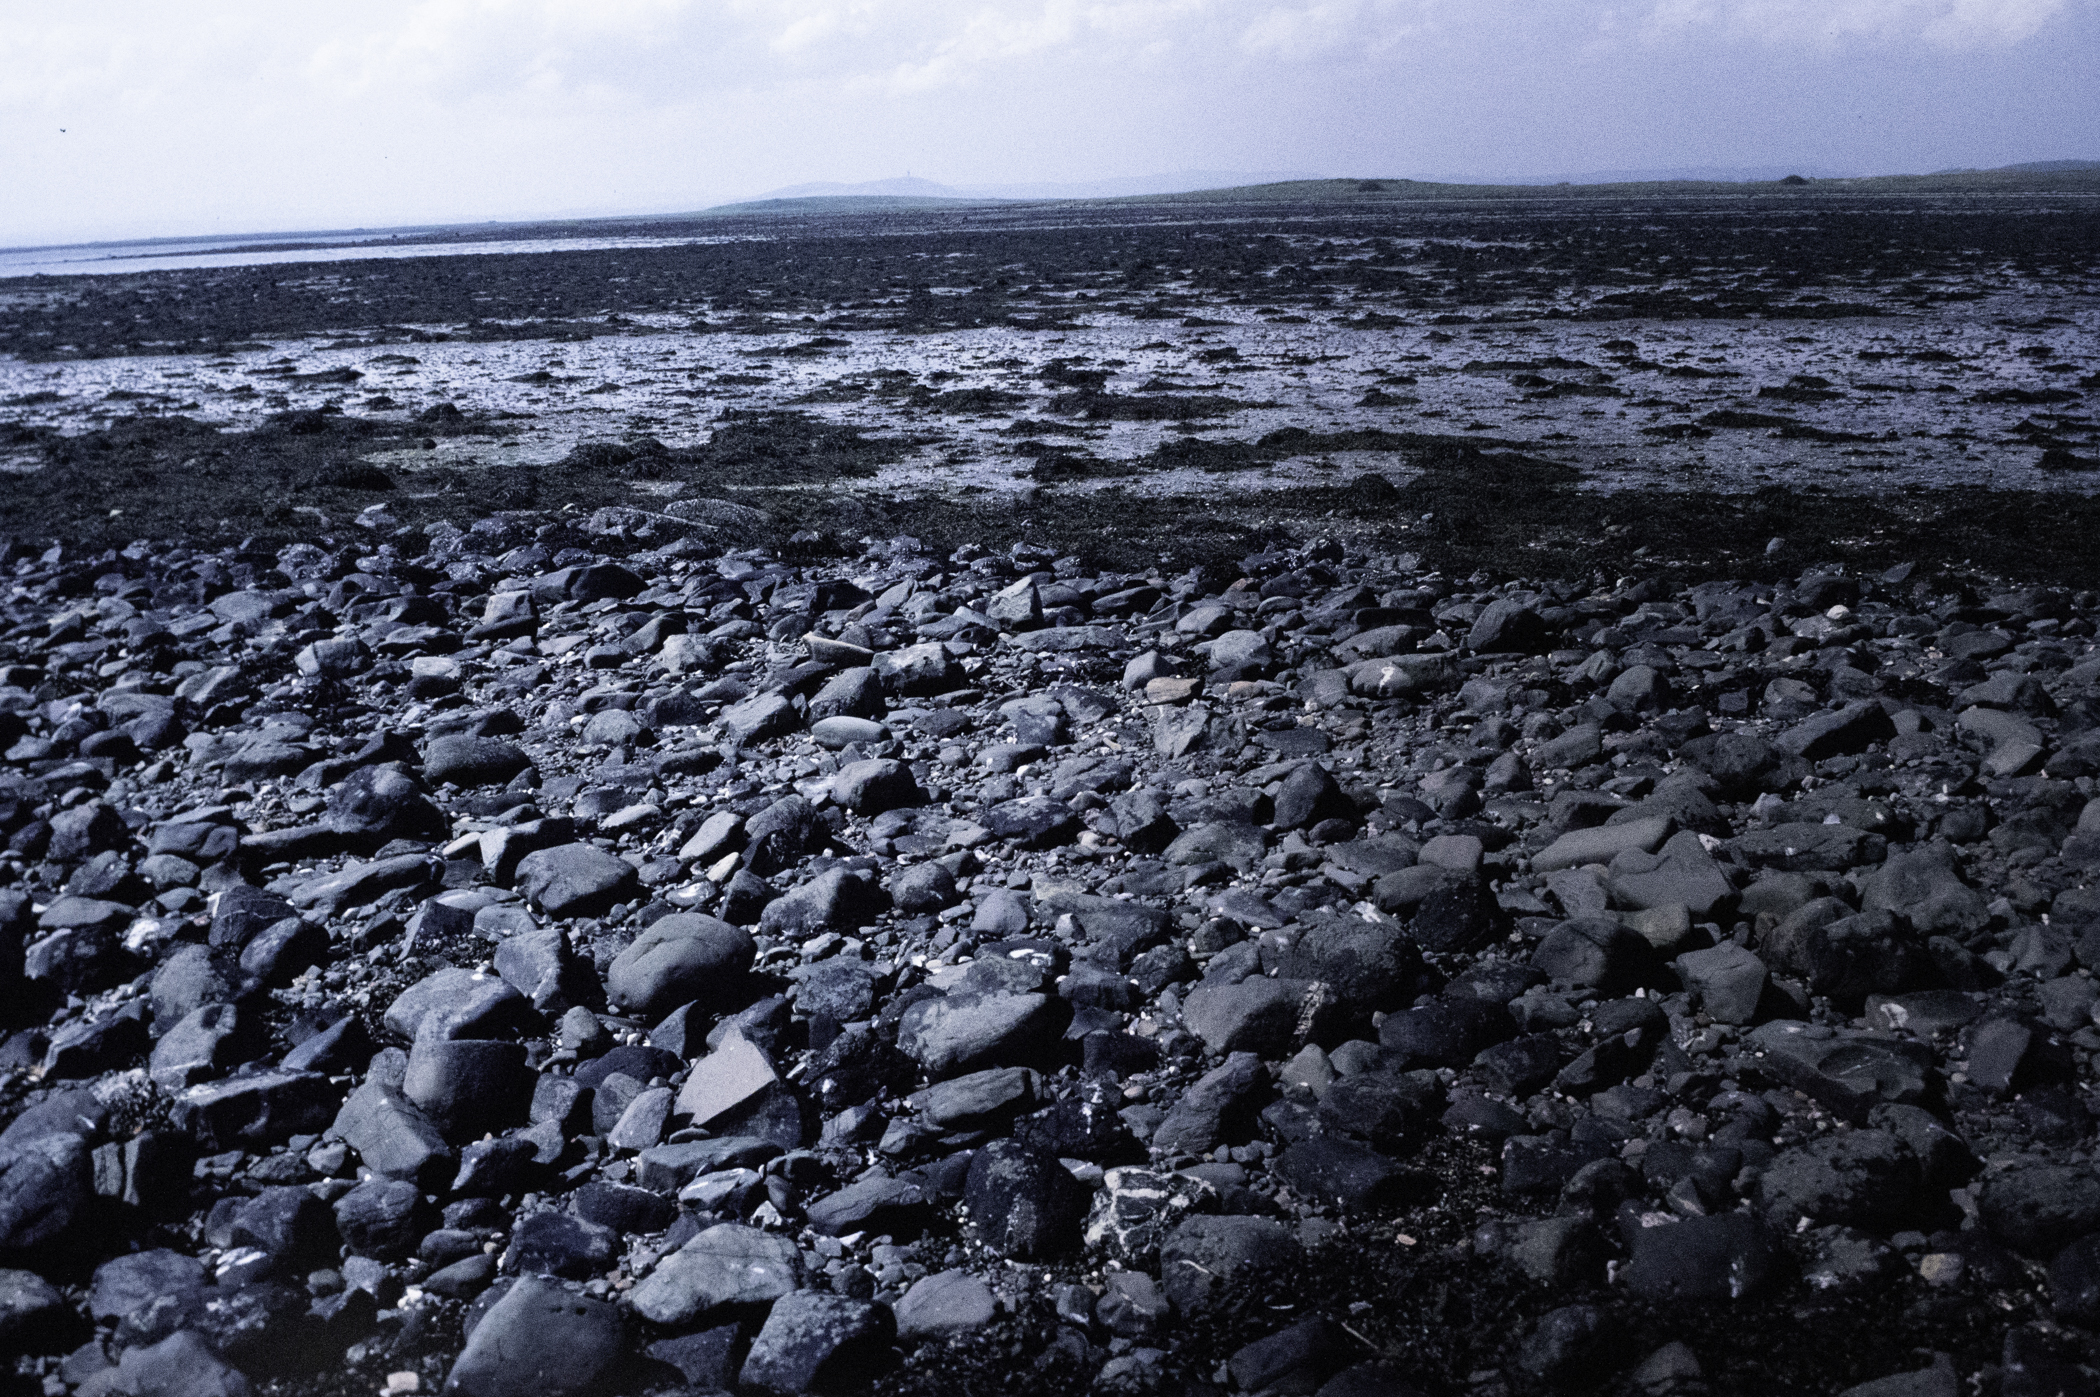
(627, 1222, 803, 1327)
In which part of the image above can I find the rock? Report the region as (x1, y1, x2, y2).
(1775, 702, 1896, 761)
(1746, 1021, 1935, 1121)
(384, 967, 532, 1042)
(1675, 943, 1767, 1024)
(606, 914, 755, 1019)
(1160, 1214, 1304, 1321)
(1533, 816, 1673, 873)
(92, 1330, 252, 1397)
(443, 1274, 625, 1397)
(426, 736, 533, 788)
(963, 1140, 1091, 1258)
(895, 991, 1069, 1078)
(1977, 1165, 2100, 1258)
(1182, 979, 1305, 1057)
(403, 1038, 533, 1143)
(1622, 1212, 1780, 1303)
(830, 759, 921, 814)
(893, 1268, 996, 1340)
(758, 868, 888, 938)
(515, 843, 642, 918)
(738, 1292, 895, 1395)
(333, 1178, 426, 1260)
(1153, 1052, 1270, 1154)
(627, 1222, 803, 1327)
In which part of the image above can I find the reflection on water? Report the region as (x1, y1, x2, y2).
(0, 232, 768, 281)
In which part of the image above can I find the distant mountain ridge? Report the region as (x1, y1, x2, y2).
(752, 170, 1318, 203)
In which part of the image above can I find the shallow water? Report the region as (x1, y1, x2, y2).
(0, 232, 768, 281)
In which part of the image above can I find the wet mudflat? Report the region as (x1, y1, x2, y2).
(1, 192, 2096, 582)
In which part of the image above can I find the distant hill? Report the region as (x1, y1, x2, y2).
(750, 170, 1317, 203)
(1118, 162, 2100, 205)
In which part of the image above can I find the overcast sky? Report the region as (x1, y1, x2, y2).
(3, 0, 2095, 246)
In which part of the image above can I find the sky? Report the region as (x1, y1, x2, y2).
(2, 0, 2096, 246)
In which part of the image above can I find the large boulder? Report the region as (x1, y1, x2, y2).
(605, 915, 756, 1020)
(516, 843, 642, 918)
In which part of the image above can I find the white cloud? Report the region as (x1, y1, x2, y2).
(1641, 0, 2073, 46)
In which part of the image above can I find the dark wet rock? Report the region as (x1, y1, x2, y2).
(894, 1268, 997, 1340)
(605, 913, 754, 1019)
(444, 1274, 626, 1397)
(896, 991, 1069, 1078)
(964, 1140, 1092, 1258)
(384, 967, 533, 1043)
(502, 1210, 618, 1279)
(515, 842, 641, 918)
(333, 1177, 426, 1260)
(628, 1221, 802, 1326)
(426, 735, 533, 788)
(1160, 1214, 1304, 1321)
(1977, 1165, 2100, 1258)
(1623, 1212, 1781, 1303)
(740, 1291, 895, 1394)
(403, 1038, 533, 1143)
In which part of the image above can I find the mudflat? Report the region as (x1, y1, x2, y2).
(1, 190, 2095, 580)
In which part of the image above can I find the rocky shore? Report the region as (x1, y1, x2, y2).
(3, 508, 2100, 1397)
